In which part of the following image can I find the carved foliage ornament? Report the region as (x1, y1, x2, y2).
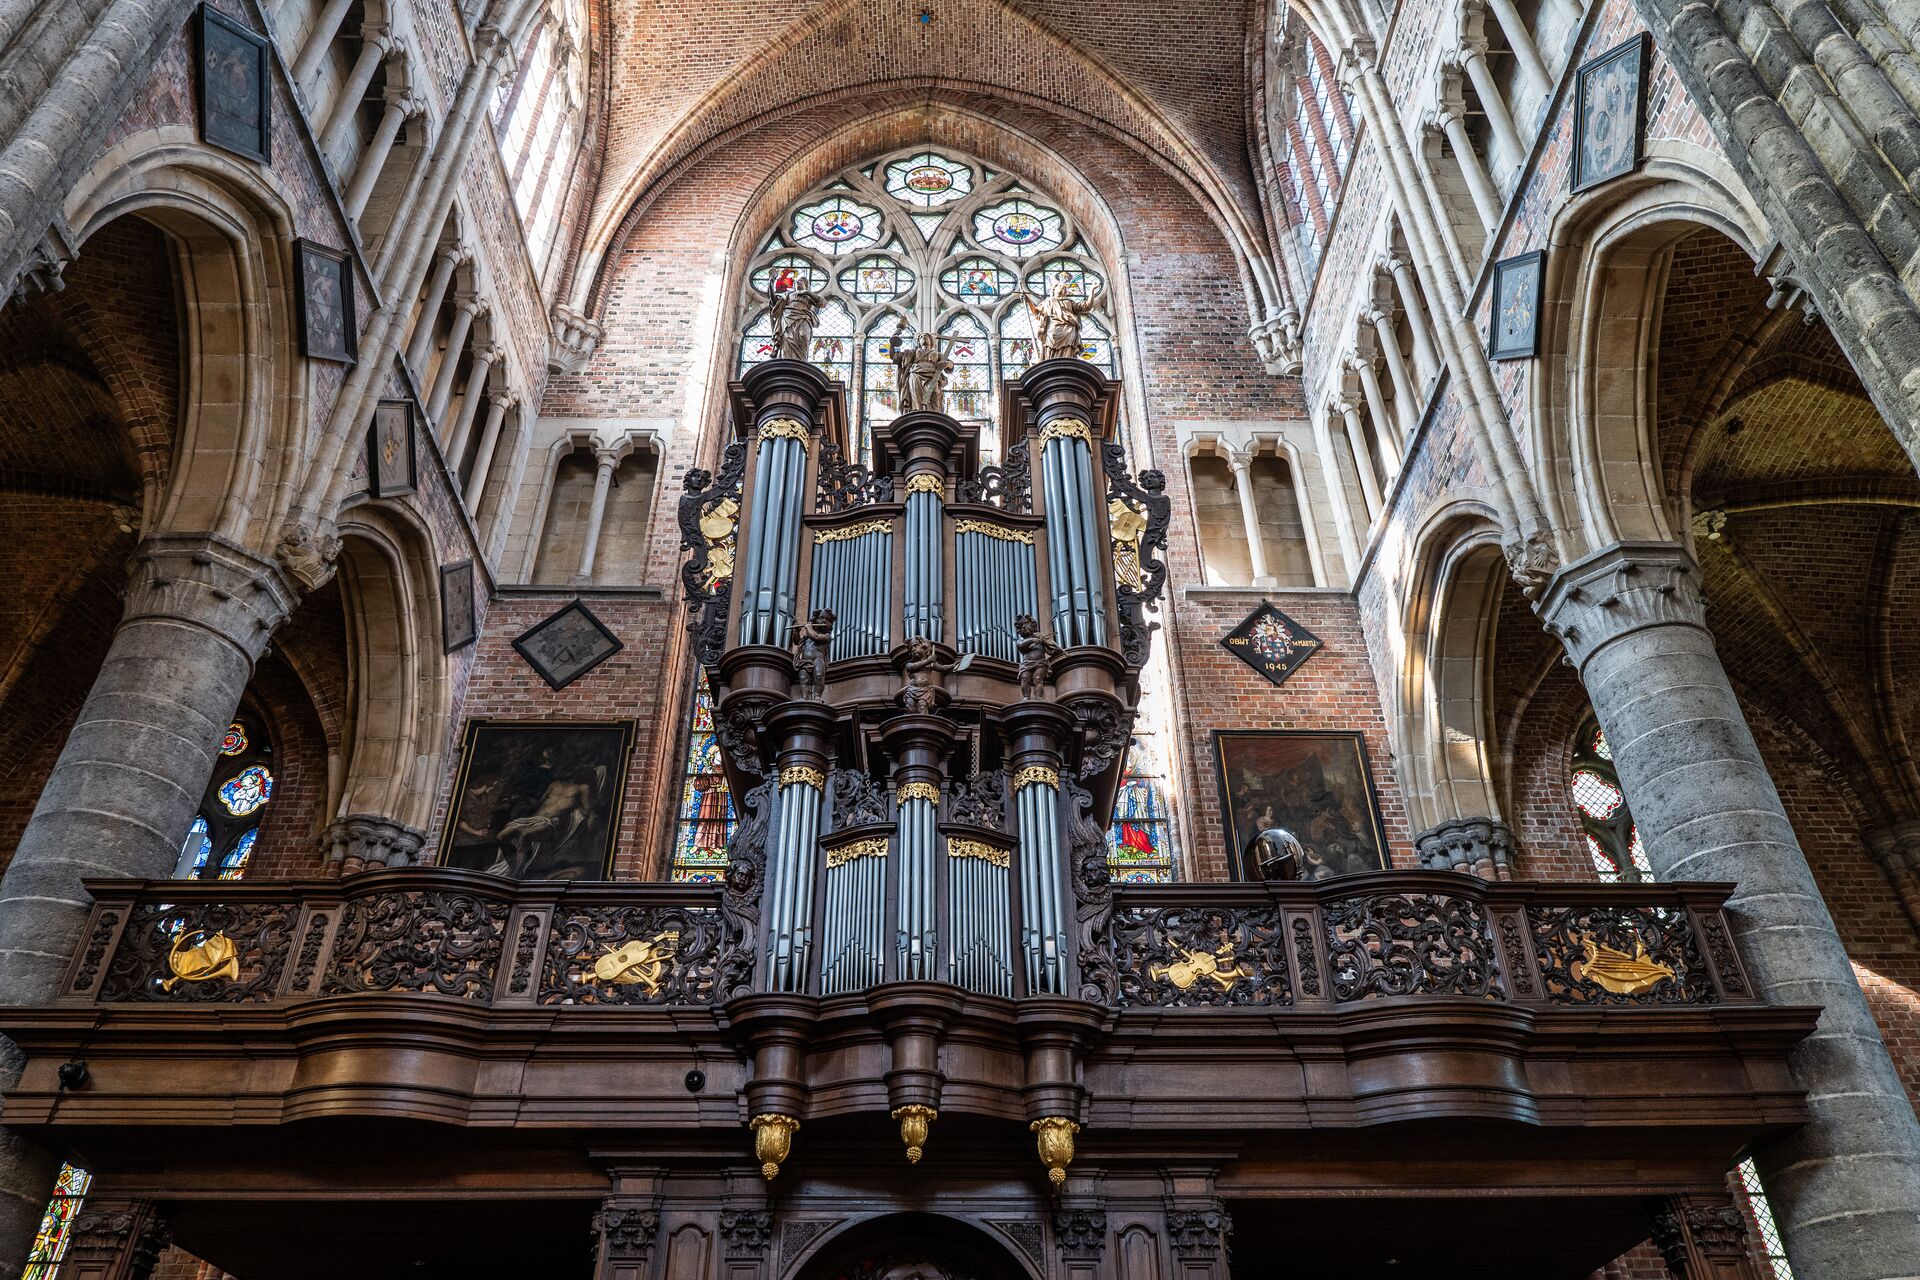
(1114, 905, 1289, 1007)
(1014, 765, 1060, 792)
(956, 437, 1033, 512)
(827, 835, 889, 867)
(1323, 893, 1502, 1002)
(781, 765, 827, 791)
(102, 902, 295, 1003)
(1100, 441, 1172, 669)
(947, 837, 1010, 868)
(896, 780, 941, 805)
(953, 518, 1034, 544)
(679, 440, 748, 664)
(758, 416, 810, 445)
(593, 1203, 659, 1262)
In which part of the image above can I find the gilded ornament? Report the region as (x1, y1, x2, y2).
(780, 765, 827, 791)
(896, 781, 941, 806)
(751, 1113, 800, 1180)
(1149, 940, 1254, 992)
(699, 497, 739, 588)
(948, 837, 1010, 868)
(892, 1104, 937, 1163)
(1038, 417, 1093, 447)
(1109, 497, 1148, 591)
(814, 518, 891, 543)
(1013, 765, 1060, 792)
(1029, 1116, 1079, 1186)
(162, 928, 239, 991)
(905, 473, 945, 496)
(758, 417, 810, 446)
(827, 835, 890, 867)
(1578, 935, 1677, 995)
(589, 930, 680, 993)
(953, 519, 1034, 544)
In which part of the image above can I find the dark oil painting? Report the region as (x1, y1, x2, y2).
(443, 720, 634, 881)
(197, 6, 270, 163)
(1214, 730, 1390, 881)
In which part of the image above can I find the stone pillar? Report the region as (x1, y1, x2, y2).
(1334, 398, 1385, 519)
(316, 26, 392, 154)
(62, 1197, 172, 1280)
(425, 294, 484, 424)
(1364, 306, 1422, 438)
(1864, 821, 1920, 935)
(574, 446, 620, 583)
(1309, 408, 1361, 577)
(1414, 815, 1516, 879)
(1286, 446, 1329, 587)
(1478, 0, 1552, 95)
(1454, 30, 1526, 171)
(1350, 351, 1405, 460)
(404, 243, 466, 376)
(342, 90, 422, 220)
(321, 813, 427, 873)
(1224, 449, 1272, 586)
(1649, 1193, 1766, 1280)
(442, 342, 501, 461)
(1538, 542, 1920, 1280)
(0, 535, 298, 1272)
(1433, 106, 1504, 230)
(463, 388, 516, 507)
(290, 0, 356, 90)
(1380, 253, 1441, 387)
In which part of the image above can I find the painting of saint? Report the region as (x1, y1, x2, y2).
(443, 721, 634, 881)
(1214, 731, 1390, 881)
(1488, 250, 1546, 360)
(296, 240, 356, 363)
(197, 7, 270, 163)
(366, 399, 415, 497)
(1573, 35, 1649, 192)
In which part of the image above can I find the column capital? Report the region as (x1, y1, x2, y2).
(1650, 1195, 1759, 1280)
(1358, 303, 1390, 330)
(1333, 39, 1376, 91)
(321, 814, 426, 869)
(593, 445, 623, 470)
(1379, 249, 1413, 278)
(1415, 815, 1517, 878)
(1329, 395, 1360, 419)
(1345, 349, 1378, 374)
(382, 86, 427, 117)
(358, 22, 395, 53)
(126, 533, 303, 662)
(487, 385, 519, 410)
(452, 291, 488, 317)
(1223, 447, 1256, 474)
(475, 341, 505, 368)
(1535, 541, 1708, 674)
(439, 240, 474, 267)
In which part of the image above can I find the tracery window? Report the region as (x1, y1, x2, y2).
(736, 149, 1119, 462)
(491, 0, 590, 278)
(1737, 1157, 1795, 1280)
(671, 671, 735, 882)
(1568, 717, 1651, 883)
(20, 1163, 91, 1280)
(174, 714, 273, 881)
(1268, 23, 1355, 277)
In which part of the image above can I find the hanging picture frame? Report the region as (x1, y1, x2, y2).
(513, 600, 623, 690)
(1221, 601, 1322, 687)
(1488, 250, 1546, 360)
(441, 720, 635, 881)
(294, 239, 356, 363)
(195, 5, 271, 164)
(440, 559, 476, 653)
(366, 399, 417, 497)
(1572, 33, 1652, 194)
(1213, 730, 1390, 882)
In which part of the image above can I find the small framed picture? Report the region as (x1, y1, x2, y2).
(513, 600, 623, 690)
(1221, 600, 1322, 688)
(196, 6, 271, 164)
(1214, 730, 1390, 882)
(1573, 33, 1651, 193)
(441, 559, 476, 653)
(295, 239, 356, 364)
(1488, 250, 1546, 360)
(366, 399, 417, 497)
(443, 720, 635, 880)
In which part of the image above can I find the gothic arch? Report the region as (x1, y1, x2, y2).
(783, 1212, 1041, 1280)
(60, 130, 310, 551)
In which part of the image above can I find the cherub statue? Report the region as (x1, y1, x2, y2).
(768, 282, 826, 362)
(1014, 613, 1062, 701)
(891, 330, 955, 412)
(1024, 277, 1104, 362)
(789, 608, 835, 700)
(898, 634, 970, 713)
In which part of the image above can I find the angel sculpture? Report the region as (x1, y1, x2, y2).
(768, 281, 826, 362)
(789, 607, 836, 700)
(1013, 613, 1063, 701)
(1024, 277, 1103, 363)
(898, 634, 972, 713)
(891, 330, 956, 413)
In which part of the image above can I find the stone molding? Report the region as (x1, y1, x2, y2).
(321, 814, 427, 869)
(1535, 542, 1709, 675)
(124, 534, 302, 664)
(1414, 815, 1516, 879)
(549, 303, 605, 373)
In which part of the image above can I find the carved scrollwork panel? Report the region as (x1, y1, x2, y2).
(1111, 904, 1291, 1007)
(1322, 893, 1503, 1001)
(1063, 778, 1118, 1004)
(1099, 441, 1171, 669)
(98, 901, 297, 1002)
(320, 891, 509, 998)
(815, 442, 895, 511)
(538, 902, 728, 1005)
(1528, 904, 1716, 1005)
(956, 437, 1033, 512)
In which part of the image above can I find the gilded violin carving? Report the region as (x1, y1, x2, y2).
(1149, 939, 1254, 992)
(590, 930, 681, 993)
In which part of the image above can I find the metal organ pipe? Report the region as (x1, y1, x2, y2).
(905, 475, 943, 643)
(740, 424, 809, 647)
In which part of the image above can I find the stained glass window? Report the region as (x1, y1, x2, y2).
(218, 827, 256, 880)
(176, 815, 213, 879)
(736, 149, 1118, 458)
(218, 764, 273, 816)
(672, 671, 735, 882)
(220, 722, 248, 755)
(179, 713, 271, 883)
(1106, 667, 1180, 882)
(1737, 1158, 1794, 1280)
(20, 1162, 92, 1280)
(1570, 718, 1649, 883)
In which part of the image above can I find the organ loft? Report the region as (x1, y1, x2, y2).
(0, 0, 1918, 1278)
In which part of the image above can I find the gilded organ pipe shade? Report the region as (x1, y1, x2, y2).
(808, 524, 892, 658)
(955, 522, 1036, 663)
(896, 794, 938, 980)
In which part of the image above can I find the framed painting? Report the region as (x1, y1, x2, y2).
(442, 720, 634, 881)
(1221, 601, 1322, 687)
(366, 399, 417, 497)
(1213, 730, 1390, 882)
(196, 6, 270, 163)
(513, 600, 622, 690)
(1488, 250, 1546, 361)
(295, 239, 356, 363)
(440, 559, 476, 653)
(1573, 33, 1651, 193)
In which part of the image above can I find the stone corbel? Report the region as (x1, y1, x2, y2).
(10, 215, 78, 306)
(1757, 241, 1819, 324)
(549, 303, 605, 373)
(322, 813, 428, 872)
(1415, 815, 1517, 879)
(1249, 307, 1303, 375)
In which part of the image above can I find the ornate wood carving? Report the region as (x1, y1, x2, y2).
(815, 441, 894, 511)
(100, 901, 296, 1002)
(1112, 903, 1290, 1006)
(956, 436, 1032, 511)
(1323, 892, 1502, 1001)
(539, 902, 729, 1005)
(1064, 778, 1118, 1004)
(1051, 1208, 1108, 1261)
(678, 439, 748, 666)
(1529, 903, 1715, 1005)
(1166, 1207, 1231, 1260)
(321, 890, 509, 998)
(1099, 440, 1171, 669)
(719, 1209, 773, 1256)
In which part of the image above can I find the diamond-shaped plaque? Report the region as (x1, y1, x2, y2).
(1221, 601, 1321, 687)
(513, 600, 623, 690)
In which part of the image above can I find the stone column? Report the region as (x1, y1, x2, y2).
(1477, 0, 1552, 96)
(62, 1197, 172, 1280)
(0, 535, 298, 1273)
(463, 387, 516, 508)
(574, 446, 620, 583)
(342, 90, 422, 221)
(1364, 306, 1422, 438)
(1225, 449, 1272, 586)
(290, 0, 356, 90)
(1335, 398, 1385, 519)
(1310, 409, 1361, 577)
(1380, 253, 1441, 387)
(1408, 124, 1477, 280)
(1649, 1193, 1766, 1280)
(1414, 815, 1516, 879)
(1350, 351, 1405, 461)
(1864, 820, 1920, 934)
(1539, 542, 1920, 1280)
(1433, 106, 1503, 231)
(442, 342, 501, 461)
(317, 28, 393, 155)
(404, 242, 467, 376)
(1452, 31, 1525, 174)
(425, 294, 484, 425)
(1286, 446, 1329, 587)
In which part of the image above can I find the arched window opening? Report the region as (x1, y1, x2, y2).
(671, 671, 735, 882)
(1191, 453, 1253, 586)
(1267, 22, 1355, 278)
(1249, 452, 1315, 585)
(493, 0, 590, 271)
(20, 1163, 92, 1280)
(1568, 717, 1651, 883)
(174, 714, 274, 881)
(734, 149, 1119, 462)
(595, 445, 662, 579)
(531, 445, 599, 583)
